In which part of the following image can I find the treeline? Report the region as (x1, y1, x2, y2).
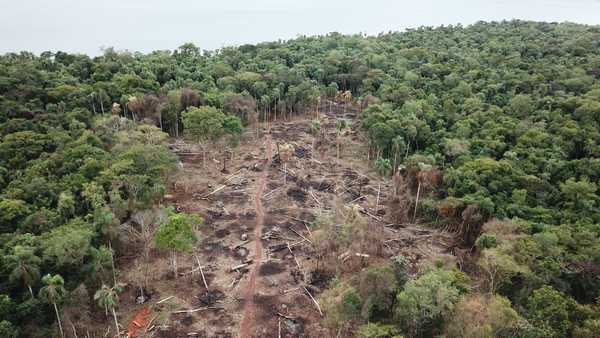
(1, 20, 600, 337)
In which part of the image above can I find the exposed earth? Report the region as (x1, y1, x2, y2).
(116, 104, 456, 338)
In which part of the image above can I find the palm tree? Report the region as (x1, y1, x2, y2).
(413, 162, 432, 222)
(310, 119, 321, 160)
(94, 283, 125, 338)
(39, 274, 66, 338)
(84, 246, 114, 286)
(391, 136, 406, 175)
(335, 119, 348, 160)
(7, 245, 41, 298)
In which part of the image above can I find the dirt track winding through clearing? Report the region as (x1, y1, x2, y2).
(239, 134, 272, 338)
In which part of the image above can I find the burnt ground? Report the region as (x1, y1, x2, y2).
(112, 104, 456, 338)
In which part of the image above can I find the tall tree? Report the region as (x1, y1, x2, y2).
(155, 212, 201, 278)
(38, 274, 66, 338)
(182, 106, 226, 168)
(94, 283, 125, 338)
(6, 245, 40, 298)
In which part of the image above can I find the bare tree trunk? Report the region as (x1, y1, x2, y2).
(53, 302, 65, 338)
(27, 284, 34, 298)
(172, 250, 178, 279)
(100, 100, 105, 114)
(413, 181, 421, 222)
(111, 307, 120, 338)
(336, 133, 340, 160)
(108, 241, 117, 286)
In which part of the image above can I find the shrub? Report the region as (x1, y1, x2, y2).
(395, 269, 469, 336)
(476, 234, 498, 249)
(356, 323, 403, 338)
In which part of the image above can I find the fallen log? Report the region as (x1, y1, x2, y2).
(194, 254, 209, 294)
(156, 296, 174, 304)
(230, 260, 252, 272)
(171, 307, 222, 314)
(289, 228, 312, 244)
(303, 286, 323, 317)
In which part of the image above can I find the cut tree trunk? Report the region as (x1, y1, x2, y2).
(413, 181, 421, 222)
(111, 307, 120, 338)
(172, 251, 178, 279)
(53, 302, 65, 338)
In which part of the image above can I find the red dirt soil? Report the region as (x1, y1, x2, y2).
(239, 135, 273, 338)
(126, 305, 151, 337)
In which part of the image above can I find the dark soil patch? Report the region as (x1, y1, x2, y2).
(254, 294, 279, 321)
(206, 208, 238, 221)
(197, 289, 225, 306)
(241, 211, 256, 220)
(155, 327, 189, 338)
(308, 269, 335, 289)
(197, 272, 216, 286)
(310, 179, 335, 192)
(227, 222, 242, 232)
(180, 314, 193, 326)
(215, 191, 248, 205)
(213, 331, 233, 338)
(283, 317, 306, 337)
(200, 241, 227, 254)
(267, 181, 281, 190)
(259, 261, 286, 276)
(299, 210, 316, 223)
(294, 146, 309, 158)
(215, 228, 230, 238)
(287, 188, 307, 202)
(233, 246, 249, 259)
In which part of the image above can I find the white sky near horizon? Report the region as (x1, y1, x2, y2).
(1, 0, 599, 56)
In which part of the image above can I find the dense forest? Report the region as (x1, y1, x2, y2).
(1, 20, 600, 337)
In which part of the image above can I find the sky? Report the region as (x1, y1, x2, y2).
(1, 0, 599, 56)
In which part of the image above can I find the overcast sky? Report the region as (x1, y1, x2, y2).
(1, 0, 599, 56)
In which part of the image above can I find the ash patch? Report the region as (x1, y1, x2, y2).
(215, 228, 230, 238)
(197, 289, 225, 306)
(259, 261, 286, 276)
(287, 188, 307, 202)
(308, 269, 334, 289)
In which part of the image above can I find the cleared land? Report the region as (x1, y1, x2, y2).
(116, 104, 455, 338)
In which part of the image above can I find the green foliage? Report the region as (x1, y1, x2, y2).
(310, 119, 321, 135)
(182, 106, 243, 148)
(526, 285, 579, 337)
(182, 106, 226, 143)
(94, 282, 125, 311)
(475, 234, 498, 250)
(389, 255, 410, 288)
(0, 321, 19, 338)
(155, 212, 201, 253)
(38, 274, 66, 306)
(1, 19, 600, 337)
(375, 158, 392, 177)
(5, 244, 41, 295)
(356, 323, 403, 338)
(41, 219, 94, 268)
(395, 269, 469, 336)
(356, 264, 398, 321)
(0, 199, 29, 232)
(320, 280, 363, 330)
(445, 295, 527, 338)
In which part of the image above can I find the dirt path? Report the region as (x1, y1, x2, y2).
(239, 134, 272, 338)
